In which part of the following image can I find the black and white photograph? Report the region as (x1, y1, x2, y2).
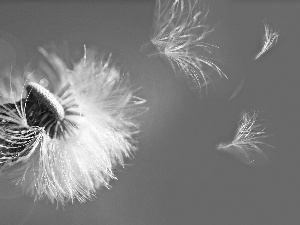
(0, 0, 299, 224)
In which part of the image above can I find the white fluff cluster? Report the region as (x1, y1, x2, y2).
(0, 47, 146, 206)
(217, 110, 274, 166)
(255, 21, 280, 60)
(145, 0, 227, 95)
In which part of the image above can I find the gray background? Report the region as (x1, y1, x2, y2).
(0, 0, 299, 225)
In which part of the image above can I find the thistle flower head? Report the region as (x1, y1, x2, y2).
(217, 110, 274, 166)
(145, 0, 227, 95)
(0, 46, 146, 206)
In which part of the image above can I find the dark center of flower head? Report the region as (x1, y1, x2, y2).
(0, 82, 80, 167)
(24, 82, 80, 139)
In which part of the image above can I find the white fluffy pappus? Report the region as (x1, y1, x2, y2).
(0, 46, 146, 206)
(216, 110, 275, 167)
(143, 0, 227, 96)
(254, 20, 280, 60)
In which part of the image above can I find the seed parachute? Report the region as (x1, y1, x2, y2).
(217, 110, 274, 166)
(0, 46, 146, 206)
(254, 20, 280, 60)
(143, 0, 227, 96)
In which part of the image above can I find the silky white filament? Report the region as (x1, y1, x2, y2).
(254, 21, 279, 60)
(144, 0, 227, 95)
(217, 110, 274, 166)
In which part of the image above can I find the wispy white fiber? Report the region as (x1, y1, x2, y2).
(255, 21, 279, 60)
(217, 110, 274, 166)
(144, 0, 227, 95)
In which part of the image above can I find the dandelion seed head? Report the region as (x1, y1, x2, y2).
(0, 45, 146, 205)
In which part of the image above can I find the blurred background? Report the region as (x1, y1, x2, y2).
(0, 0, 299, 224)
